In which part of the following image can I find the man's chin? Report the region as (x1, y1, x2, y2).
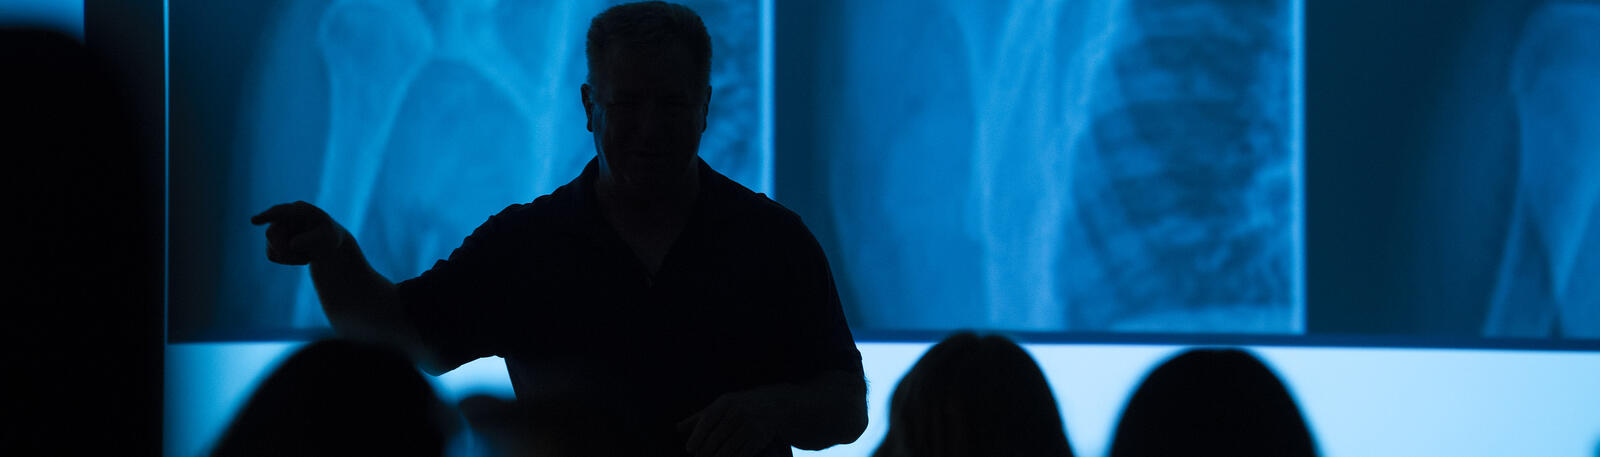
(618, 172, 689, 193)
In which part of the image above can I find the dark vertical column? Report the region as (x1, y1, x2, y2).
(1305, 0, 1436, 334)
(774, 0, 864, 324)
(1303, 0, 1522, 335)
(83, 0, 165, 455)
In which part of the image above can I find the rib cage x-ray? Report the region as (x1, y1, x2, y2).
(826, 0, 1301, 332)
(1484, 2, 1600, 338)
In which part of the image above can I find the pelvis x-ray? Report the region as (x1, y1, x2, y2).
(826, 0, 1301, 332)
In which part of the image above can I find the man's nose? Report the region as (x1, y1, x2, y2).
(629, 105, 667, 140)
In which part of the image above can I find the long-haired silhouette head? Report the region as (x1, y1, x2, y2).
(1110, 348, 1316, 457)
(874, 332, 1075, 457)
(210, 339, 458, 457)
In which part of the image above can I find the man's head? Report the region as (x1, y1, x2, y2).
(582, 1, 713, 194)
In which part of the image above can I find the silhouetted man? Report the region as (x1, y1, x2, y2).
(250, 3, 867, 456)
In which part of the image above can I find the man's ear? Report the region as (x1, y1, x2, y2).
(581, 83, 595, 133)
(701, 85, 712, 133)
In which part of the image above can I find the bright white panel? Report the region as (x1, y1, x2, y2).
(166, 342, 1600, 457)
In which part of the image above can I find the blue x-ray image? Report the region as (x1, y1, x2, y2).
(169, 0, 1306, 339)
(270, 0, 765, 329)
(168, 0, 766, 338)
(820, 0, 1302, 333)
(167, 0, 1600, 341)
(1483, 2, 1600, 338)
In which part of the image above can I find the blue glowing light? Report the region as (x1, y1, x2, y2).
(166, 342, 1600, 457)
(0, 0, 83, 39)
(171, 0, 1303, 338)
(157, 1, 1600, 456)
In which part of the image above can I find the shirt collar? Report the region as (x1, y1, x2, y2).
(560, 156, 735, 236)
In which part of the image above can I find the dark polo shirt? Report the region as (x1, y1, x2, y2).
(397, 158, 862, 455)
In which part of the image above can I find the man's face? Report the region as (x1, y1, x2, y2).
(583, 41, 710, 193)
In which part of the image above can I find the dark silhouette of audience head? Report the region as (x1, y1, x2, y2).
(873, 332, 1075, 457)
(209, 339, 458, 457)
(1110, 348, 1316, 457)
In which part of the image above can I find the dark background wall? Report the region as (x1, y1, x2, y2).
(85, 0, 166, 451)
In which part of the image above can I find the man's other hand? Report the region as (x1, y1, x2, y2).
(251, 201, 345, 266)
(678, 387, 788, 457)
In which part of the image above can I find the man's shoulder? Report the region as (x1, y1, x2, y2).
(479, 181, 585, 234)
(708, 172, 808, 234)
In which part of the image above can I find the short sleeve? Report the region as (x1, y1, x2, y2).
(396, 204, 527, 373)
(778, 216, 864, 379)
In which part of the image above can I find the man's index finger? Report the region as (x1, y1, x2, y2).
(250, 203, 295, 225)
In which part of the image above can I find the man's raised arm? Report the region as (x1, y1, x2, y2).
(251, 201, 444, 373)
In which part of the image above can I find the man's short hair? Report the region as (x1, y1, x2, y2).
(585, 1, 712, 87)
